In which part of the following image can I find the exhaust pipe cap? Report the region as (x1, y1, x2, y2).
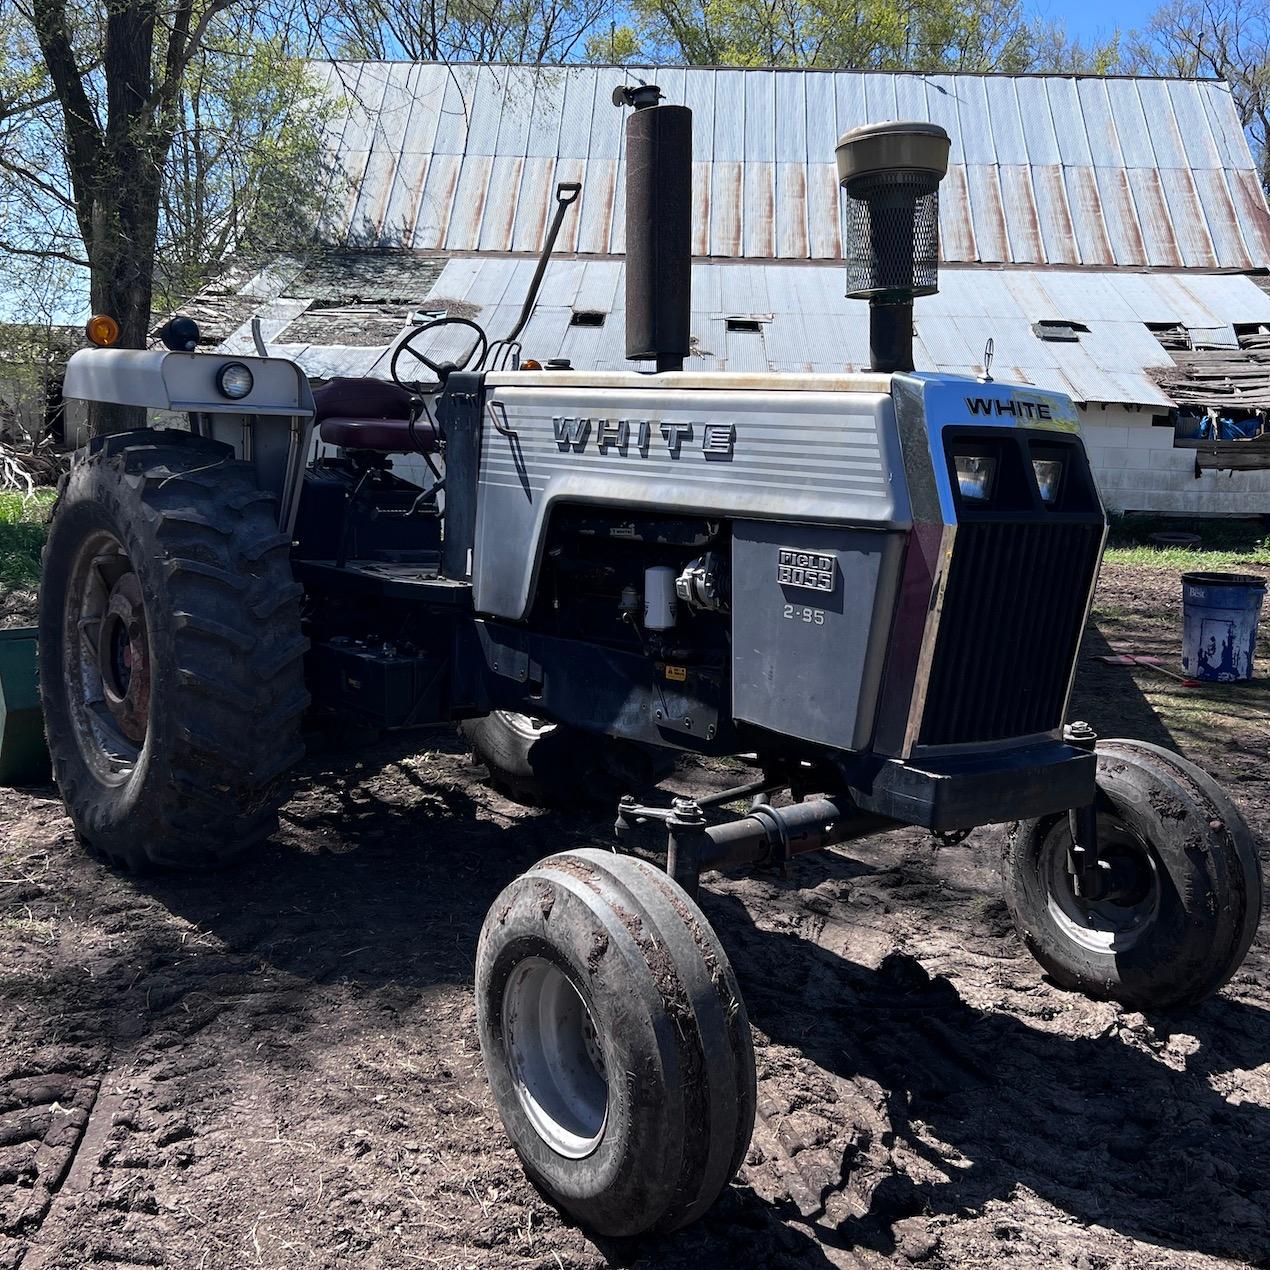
(836, 121, 951, 193)
(613, 82, 663, 110)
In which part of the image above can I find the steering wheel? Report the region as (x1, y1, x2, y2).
(391, 316, 489, 391)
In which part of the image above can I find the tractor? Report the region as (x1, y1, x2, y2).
(40, 89, 1262, 1237)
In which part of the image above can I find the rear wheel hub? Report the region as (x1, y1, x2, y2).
(67, 532, 151, 778)
(97, 571, 150, 743)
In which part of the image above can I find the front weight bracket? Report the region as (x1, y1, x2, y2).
(1063, 721, 1108, 901)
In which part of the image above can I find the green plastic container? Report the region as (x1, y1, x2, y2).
(0, 626, 51, 785)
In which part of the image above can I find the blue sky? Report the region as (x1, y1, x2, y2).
(1035, 0, 1160, 41)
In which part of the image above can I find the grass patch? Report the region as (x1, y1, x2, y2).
(0, 488, 57, 593)
(1104, 514, 1270, 572)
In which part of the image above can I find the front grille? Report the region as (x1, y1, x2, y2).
(918, 521, 1103, 746)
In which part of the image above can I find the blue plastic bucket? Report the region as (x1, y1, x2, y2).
(1180, 572, 1266, 682)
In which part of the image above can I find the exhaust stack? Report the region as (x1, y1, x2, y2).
(616, 84, 692, 372)
(836, 122, 951, 374)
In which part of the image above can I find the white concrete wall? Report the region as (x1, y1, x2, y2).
(0, 372, 46, 441)
(1078, 405, 1270, 516)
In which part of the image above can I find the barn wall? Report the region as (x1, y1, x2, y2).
(0, 370, 49, 441)
(1079, 405, 1270, 516)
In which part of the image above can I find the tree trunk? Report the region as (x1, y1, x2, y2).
(86, 147, 164, 435)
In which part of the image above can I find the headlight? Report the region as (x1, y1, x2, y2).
(215, 362, 254, 400)
(1032, 458, 1064, 505)
(953, 454, 996, 503)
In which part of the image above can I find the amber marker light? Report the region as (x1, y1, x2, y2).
(520, 358, 543, 370)
(85, 314, 120, 347)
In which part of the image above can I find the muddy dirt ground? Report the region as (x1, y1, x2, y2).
(2, 560, 1269, 1270)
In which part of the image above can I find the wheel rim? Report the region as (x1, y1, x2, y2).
(64, 530, 151, 783)
(495, 711, 555, 741)
(502, 957, 607, 1158)
(1040, 813, 1161, 953)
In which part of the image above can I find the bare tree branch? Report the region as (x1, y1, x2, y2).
(0, 238, 89, 266)
(29, 0, 103, 239)
(151, 0, 239, 114)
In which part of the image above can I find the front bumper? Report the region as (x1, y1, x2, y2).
(844, 740, 1097, 830)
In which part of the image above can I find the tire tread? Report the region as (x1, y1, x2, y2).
(38, 432, 308, 871)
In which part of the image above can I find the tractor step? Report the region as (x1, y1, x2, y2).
(294, 559, 473, 608)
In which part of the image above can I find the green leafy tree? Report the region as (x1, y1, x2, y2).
(613, 0, 1039, 71)
(155, 26, 338, 309)
(584, 22, 644, 63)
(0, 9, 83, 324)
(3, 1, 335, 431)
(326, 0, 614, 62)
(1027, 23, 1127, 75)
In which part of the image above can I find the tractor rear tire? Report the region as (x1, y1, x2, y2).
(461, 710, 671, 807)
(1002, 739, 1262, 1010)
(476, 849, 756, 1236)
(39, 429, 309, 871)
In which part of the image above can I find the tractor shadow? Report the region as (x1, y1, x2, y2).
(103, 708, 1270, 1267)
(1069, 618, 1179, 748)
(92, 729, 837, 1265)
(138, 726, 607, 992)
(698, 867, 1270, 1266)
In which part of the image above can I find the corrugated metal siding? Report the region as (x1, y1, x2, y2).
(232, 257, 1270, 405)
(317, 62, 1270, 269)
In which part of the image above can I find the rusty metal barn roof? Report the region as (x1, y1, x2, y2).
(314, 62, 1270, 271)
(216, 256, 1270, 407)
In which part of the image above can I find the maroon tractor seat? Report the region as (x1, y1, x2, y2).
(313, 377, 439, 452)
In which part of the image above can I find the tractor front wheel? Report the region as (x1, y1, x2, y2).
(476, 849, 756, 1235)
(39, 430, 309, 870)
(1002, 739, 1262, 1010)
